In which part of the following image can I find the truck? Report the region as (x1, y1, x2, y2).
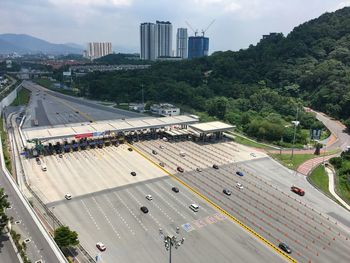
(291, 186, 305, 196)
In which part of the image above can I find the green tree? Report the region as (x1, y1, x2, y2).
(344, 118, 350, 132)
(0, 188, 10, 232)
(54, 226, 79, 249)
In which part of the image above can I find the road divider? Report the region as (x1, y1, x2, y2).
(128, 143, 297, 263)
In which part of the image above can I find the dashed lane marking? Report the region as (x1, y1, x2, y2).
(113, 192, 148, 232)
(81, 200, 100, 231)
(104, 195, 135, 235)
(128, 143, 297, 263)
(92, 197, 121, 239)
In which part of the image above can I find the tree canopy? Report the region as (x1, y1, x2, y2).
(54, 226, 79, 249)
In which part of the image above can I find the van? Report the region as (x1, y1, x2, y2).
(189, 204, 199, 212)
(41, 163, 47, 171)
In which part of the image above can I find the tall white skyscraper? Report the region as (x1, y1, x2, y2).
(140, 23, 157, 60)
(140, 21, 172, 60)
(155, 21, 172, 58)
(87, 42, 112, 59)
(176, 28, 188, 59)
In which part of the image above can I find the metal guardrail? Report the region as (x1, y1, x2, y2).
(9, 113, 96, 263)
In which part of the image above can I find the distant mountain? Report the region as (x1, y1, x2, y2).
(0, 34, 83, 55)
(64, 42, 84, 50)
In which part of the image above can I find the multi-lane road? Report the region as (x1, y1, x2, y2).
(21, 81, 144, 128)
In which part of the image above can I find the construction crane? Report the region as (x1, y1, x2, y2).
(185, 21, 198, 36)
(201, 19, 215, 37)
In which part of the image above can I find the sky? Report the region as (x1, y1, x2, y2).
(1, 0, 350, 53)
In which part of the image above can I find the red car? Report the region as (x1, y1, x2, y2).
(177, 167, 184, 173)
(96, 242, 106, 251)
(291, 186, 305, 196)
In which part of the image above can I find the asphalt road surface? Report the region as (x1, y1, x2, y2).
(0, 234, 20, 263)
(313, 109, 350, 151)
(135, 139, 350, 263)
(21, 81, 144, 128)
(0, 169, 62, 263)
(23, 144, 284, 263)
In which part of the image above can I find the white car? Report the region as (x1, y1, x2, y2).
(236, 183, 243, 190)
(189, 203, 199, 212)
(96, 242, 106, 251)
(159, 145, 165, 149)
(64, 194, 72, 200)
(146, 195, 153, 201)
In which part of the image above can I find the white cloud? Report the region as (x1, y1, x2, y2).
(48, 0, 132, 7)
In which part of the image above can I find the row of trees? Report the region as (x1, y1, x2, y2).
(73, 8, 350, 145)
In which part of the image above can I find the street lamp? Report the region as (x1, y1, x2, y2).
(291, 107, 300, 159)
(159, 227, 185, 263)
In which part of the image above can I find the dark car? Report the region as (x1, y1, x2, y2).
(152, 150, 157, 155)
(131, 171, 137, 176)
(212, 164, 219, 169)
(128, 147, 133, 152)
(177, 167, 184, 173)
(236, 171, 244, 177)
(172, 187, 179, 193)
(140, 206, 149, 213)
(223, 189, 231, 196)
(278, 242, 292, 254)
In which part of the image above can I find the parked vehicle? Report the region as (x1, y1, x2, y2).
(236, 171, 244, 177)
(172, 187, 179, 193)
(213, 164, 219, 169)
(65, 194, 72, 200)
(146, 195, 153, 201)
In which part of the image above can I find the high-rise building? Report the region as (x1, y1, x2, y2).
(155, 21, 172, 58)
(140, 22, 157, 60)
(188, 36, 209, 59)
(176, 28, 188, 59)
(87, 42, 112, 59)
(140, 21, 172, 60)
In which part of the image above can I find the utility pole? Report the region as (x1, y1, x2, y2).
(159, 227, 185, 263)
(291, 107, 299, 159)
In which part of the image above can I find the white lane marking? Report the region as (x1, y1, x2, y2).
(157, 181, 209, 213)
(126, 189, 163, 229)
(104, 195, 136, 235)
(81, 200, 100, 230)
(136, 186, 175, 224)
(92, 197, 121, 239)
(113, 192, 148, 232)
(143, 184, 188, 220)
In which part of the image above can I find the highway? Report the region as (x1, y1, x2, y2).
(21, 80, 144, 128)
(313, 109, 350, 151)
(21, 144, 284, 263)
(135, 139, 350, 263)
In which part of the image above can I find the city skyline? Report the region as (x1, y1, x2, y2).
(1, 0, 350, 53)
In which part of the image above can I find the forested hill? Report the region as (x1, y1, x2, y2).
(79, 7, 350, 144)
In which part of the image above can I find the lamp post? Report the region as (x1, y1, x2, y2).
(159, 227, 185, 263)
(291, 107, 299, 160)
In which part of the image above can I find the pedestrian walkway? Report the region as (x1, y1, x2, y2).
(325, 166, 350, 211)
(296, 154, 338, 175)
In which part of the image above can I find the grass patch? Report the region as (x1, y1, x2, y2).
(34, 78, 53, 88)
(229, 132, 277, 150)
(308, 165, 330, 195)
(114, 104, 130, 110)
(10, 88, 31, 106)
(0, 118, 12, 172)
(334, 159, 350, 205)
(271, 153, 316, 170)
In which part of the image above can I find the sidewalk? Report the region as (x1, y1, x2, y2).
(296, 154, 338, 175)
(325, 166, 350, 211)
